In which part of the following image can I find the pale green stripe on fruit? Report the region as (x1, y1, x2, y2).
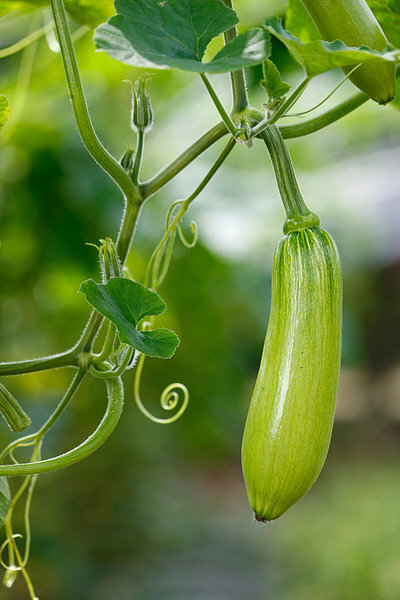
(241, 227, 342, 521)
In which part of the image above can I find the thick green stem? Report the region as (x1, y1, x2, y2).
(0, 377, 123, 476)
(279, 91, 368, 138)
(49, 0, 139, 203)
(262, 125, 319, 233)
(0, 349, 78, 376)
(221, 0, 248, 113)
(141, 122, 228, 199)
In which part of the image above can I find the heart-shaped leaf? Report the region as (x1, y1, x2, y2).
(79, 277, 179, 359)
(94, 0, 271, 73)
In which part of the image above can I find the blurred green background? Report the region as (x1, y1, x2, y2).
(1, 1, 400, 598)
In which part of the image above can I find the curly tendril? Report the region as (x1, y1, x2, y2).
(177, 220, 198, 248)
(144, 199, 198, 291)
(134, 352, 189, 424)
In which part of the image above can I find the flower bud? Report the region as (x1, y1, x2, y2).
(131, 77, 153, 132)
(120, 147, 135, 173)
(0, 382, 31, 432)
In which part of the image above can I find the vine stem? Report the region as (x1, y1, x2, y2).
(0, 349, 78, 377)
(250, 77, 310, 138)
(262, 126, 319, 233)
(0, 377, 123, 476)
(49, 0, 140, 204)
(279, 91, 368, 138)
(0, 368, 85, 465)
(36, 367, 86, 440)
(1, 50, 398, 375)
(221, 0, 248, 113)
(200, 73, 237, 136)
(132, 129, 145, 185)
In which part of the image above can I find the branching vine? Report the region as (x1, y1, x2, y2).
(0, 0, 398, 596)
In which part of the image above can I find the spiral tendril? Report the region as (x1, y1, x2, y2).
(134, 352, 189, 424)
(0, 535, 23, 571)
(177, 220, 198, 248)
(144, 199, 198, 291)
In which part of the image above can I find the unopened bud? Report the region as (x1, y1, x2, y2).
(120, 147, 135, 173)
(0, 381, 31, 432)
(131, 77, 153, 132)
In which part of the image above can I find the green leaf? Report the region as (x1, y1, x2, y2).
(367, 0, 400, 48)
(261, 59, 291, 105)
(202, 28, 271, 73)
(285, 0, 320, 43)
(94, 0, 271, 73)
(0, 477, 10, 526)
(0, 96, 10, 128)
(265, 17, 396, 77)
(79, 277, 180, 358)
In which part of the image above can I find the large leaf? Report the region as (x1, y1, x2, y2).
(0, 96, 10, 128)
(94, 0, 271, 73)
(79, 277, 180, 359)
(0, 477, 10, 526)
(201, 28, 271, 73)
(265, 17, 396, 77)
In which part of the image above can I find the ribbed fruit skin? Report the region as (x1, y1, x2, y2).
(241, 227, 342, 521)
(301, 0, 395, 104)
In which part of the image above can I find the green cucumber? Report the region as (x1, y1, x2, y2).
(300, 0, 395, 104)
(241, 226, 342, 521)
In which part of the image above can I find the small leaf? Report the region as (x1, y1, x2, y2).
(94, 0, 270, 73)
(285, 0, 320, 43)
(0, 96, 10, 128)
(79, 277, 180, 358)
(0, 477, 10, 526)
(125, 327, 180, 359)
(261, 59, 291, 104)
(265, 17, 397, 77)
